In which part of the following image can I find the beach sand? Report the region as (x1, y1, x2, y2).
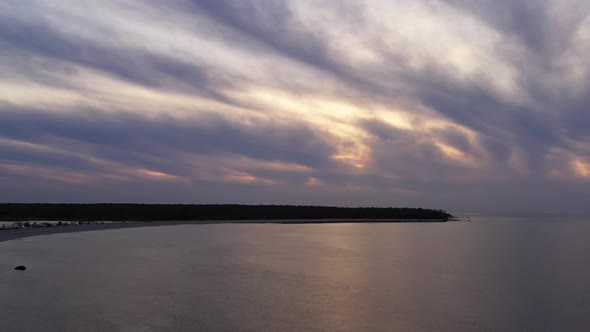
(0, 219, 446, 243)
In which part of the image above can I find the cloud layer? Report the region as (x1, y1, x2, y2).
(1, 0, 590, 212)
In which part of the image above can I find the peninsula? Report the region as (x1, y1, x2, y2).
(0, 204, 453, 242)
(0, 203, 452, 222)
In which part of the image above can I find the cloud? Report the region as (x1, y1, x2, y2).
(1, 0, 590, 212)
(0, 13, 234, 99)
(0, 105, 337, 175)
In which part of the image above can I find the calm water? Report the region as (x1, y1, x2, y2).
(1, 216, 589, 331)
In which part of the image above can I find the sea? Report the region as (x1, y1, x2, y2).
(1, 214, 589, 331)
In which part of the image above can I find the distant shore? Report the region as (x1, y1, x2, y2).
(0, 218, 447, 243)
(0, 204, 452, 243)
(0, 203, 453, 222)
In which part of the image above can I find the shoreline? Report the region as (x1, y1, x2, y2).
(0, 218, 446, 243)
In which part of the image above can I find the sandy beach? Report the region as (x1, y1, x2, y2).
(0, 219, 446, 243)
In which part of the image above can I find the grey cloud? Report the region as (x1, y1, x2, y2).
(0, 140, 98, 172)
(0, 13, 232, 99)
(414, 75, 567, 173)
(361, 119, 476, 180)
(443, 0, 551, 52)
(185, 0, 586, 172)
(0, 105, 336, 176)
(181, 0, 392, 95)
(189, 0, 332, 70)
(2, 0, 590, 211)
(562, 91, 590, 141)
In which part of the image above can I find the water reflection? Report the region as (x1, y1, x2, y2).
(0, 220, 589, 331)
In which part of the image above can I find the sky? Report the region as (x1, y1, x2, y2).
(1, 0, 590, 213)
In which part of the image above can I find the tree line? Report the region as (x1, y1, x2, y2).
(0, 204, 452, 222)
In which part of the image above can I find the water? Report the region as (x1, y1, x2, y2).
(1, 216, 589, 331)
